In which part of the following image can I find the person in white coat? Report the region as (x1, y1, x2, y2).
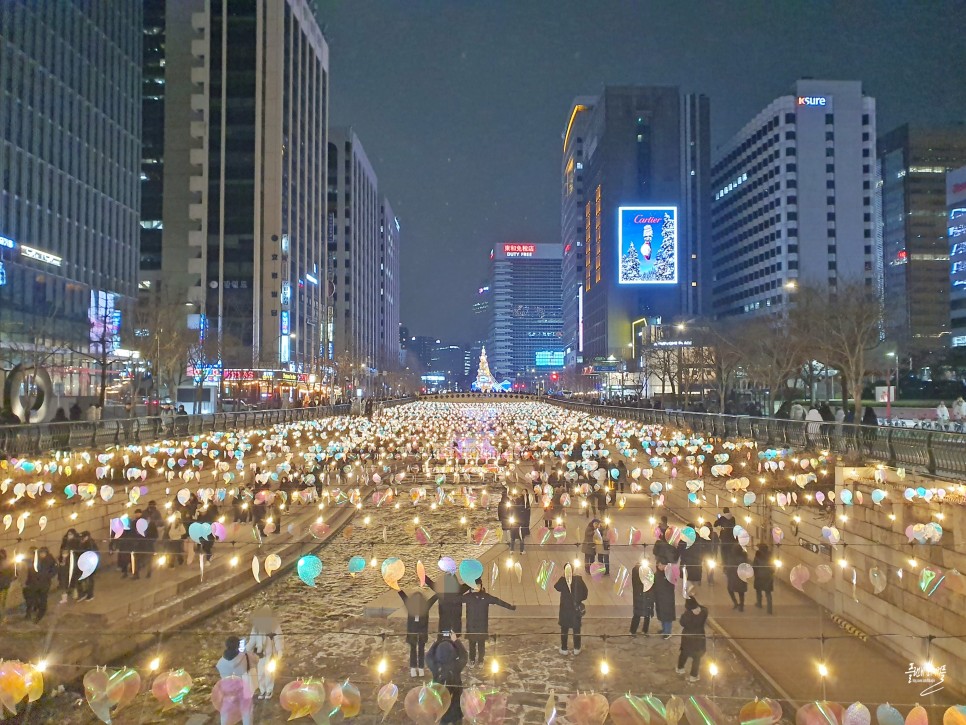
(249, 606, 283, 699)
(936, 401, 950, 430)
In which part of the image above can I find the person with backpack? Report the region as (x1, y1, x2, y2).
(398, 586, 439, 677)
(676, 597, 709, 683)
(462, 581, 516, 667)
(248, 606, 284, 699)
(554, 563, 588, 655)
(426, 632, 469, 724)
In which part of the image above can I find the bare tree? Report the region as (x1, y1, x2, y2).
(741, 314, 810, 415)
(126, 292, 199, 403)
(796, 280, 883, 422)
(697, 322, 745, 413)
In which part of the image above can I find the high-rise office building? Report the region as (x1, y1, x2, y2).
(488, 243, 563, 379)
(711, 80, 876, 319)
(148, 0, 329, 375)
(947, 166, 966, 347)
(572, 87, 710, 363)
(379, 196, 401, 371)
(0, 2, 142, 410)
(327, 127, 379, 374)
(878, 125, 966, 357)
(561, 97, 595, 369)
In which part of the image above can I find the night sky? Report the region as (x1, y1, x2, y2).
(317, 0, 966, 343)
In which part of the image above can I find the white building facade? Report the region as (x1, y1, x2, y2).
(711, 80, 877, 318)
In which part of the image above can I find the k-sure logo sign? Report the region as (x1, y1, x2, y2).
(797, 95, 833, 110)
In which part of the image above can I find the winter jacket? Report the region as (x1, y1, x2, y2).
(630, 564, 655, 617)
(753, 550, 775, 592)
(426, 639, 469, 724)
(24, 555, 58, 593)
(677, 540, 704, 583)
(427, 575, 469, 633)
(726, 551, 749, 593)
(398, 590, 438, 635)
(653, 568, 676, 623)
(513, 495, 532, 538)
(554, 575, 588, 628)
(463, 590, 515, 636)
(498, 491, 512, 531)
(679, 605, 708, 655)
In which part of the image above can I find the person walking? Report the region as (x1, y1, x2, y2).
(509, 491, 530, 553)
(597, 519, 611, 576)
(426, 633, 469, 724)
(554, 564, 588, 655)
(581, 519, 600, 569)
(462, 582, 516, 667)
(23, 547, 58, 622)
(248, 606, 283, 699)
(498, 487, 512, 545)
(616, 460, 628, 493)
(57, 529, 81, 603)
(654, 559, 677, 639)
(214, 636, 259, 725)
(726, 546, 749, 611)
(753, 544, 776, 614)
(0, 549, 14, 623)
(398, 586, 438, 677)
(629, 560, 656, 635)
(676, 597, 709, 683)
(77, 531, 97, 600)
(678, 525, 704, 586)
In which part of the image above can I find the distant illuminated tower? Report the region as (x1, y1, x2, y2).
(473, 347, 499, 392)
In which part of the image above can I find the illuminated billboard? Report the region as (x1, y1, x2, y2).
(535, 351, 565, 367)
(89, 291, 121, 354)
(617, 206, 677, 284)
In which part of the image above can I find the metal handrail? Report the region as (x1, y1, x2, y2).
(0, 400, 421, 457)
(543, 399, 966, 478)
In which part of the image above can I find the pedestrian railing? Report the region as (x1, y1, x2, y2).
(544, 400, 966, 479)
(0, 403, 361, 457)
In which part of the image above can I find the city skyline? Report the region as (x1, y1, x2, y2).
(319, 0, 966, 340)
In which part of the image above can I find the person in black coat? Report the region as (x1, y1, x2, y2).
(554, 565, 588, 655)
(398, 587, 438, 676)
(462, 582, 516, 666)
(426, 634, 469, 725)
(653, 559, 677, 638)
(498, 487, 512, 542)
(77, 531, 98, 601)
(714, 508, 736, 549)
(23, 547, 58, 622)
(509, 492, 531, 553)
(630, 561, 656, 635)
(616, 460, 628, 493)
(427, 574, 470, 635)
(677, 526, 703, 585)
(676, 597, 708, 682)
(726, 546, 749, 611)
(753, 543, 776, 614)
